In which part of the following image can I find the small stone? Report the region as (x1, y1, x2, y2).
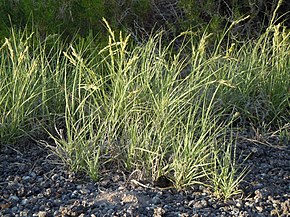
(32, 186, 41, 195)
(193, 201, 203, 209)
(30, 172, 37, 178)
(152, 195, 161, 205)
(11, 206, 18, 212)
(38, 211, 47, 217)
(253, 183, 263, 190)
(21, 199, 29, 205)
(230, 208, 240, 215)
(54, 199, 63, 205)
(111, 174, 120, 182)
(256, 206, 263, 212)
(22, 176, 31, 181)
(20, 211, 28, 216)
(51, 174, 59, 181)
(71, 190, 79, 198)
(9, 195, 19, 202)
(37, 177, 44, 182)
(101, 208, 109, 214)
(154, 207, 165, 217)
(179, 213, 189, 217)
(44, 188, 52, 197)
(80, 188, 90, 195)
(118, 186, 126, 190)
(163, 204, 172, 210)
(122, 194, 138, 203)
(14, 175, 22, 182)
(201, 199, 208, 207)
(39, 204, 46, 211)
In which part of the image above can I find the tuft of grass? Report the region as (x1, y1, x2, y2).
(0, 27, 69, 145)
(47, 20, 246, 198)
(1, 16, 289, 200)
(205, 132, 249, 201)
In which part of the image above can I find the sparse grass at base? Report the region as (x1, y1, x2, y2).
(0, 19, 289, 200)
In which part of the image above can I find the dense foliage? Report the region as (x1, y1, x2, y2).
(0, 0, 289, 41)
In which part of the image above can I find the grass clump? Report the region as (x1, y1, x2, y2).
(0, 18, 289, 200)
(0, 28, 67, 144)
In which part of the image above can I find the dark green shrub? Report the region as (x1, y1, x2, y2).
(0, 1, 150, 38)
(178, 0, 290, 39)
(0, 0, 289, 42)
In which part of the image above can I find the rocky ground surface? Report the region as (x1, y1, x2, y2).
(0, 133, 289, 217)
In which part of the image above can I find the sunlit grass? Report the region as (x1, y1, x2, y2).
(0, 18, 289, 200)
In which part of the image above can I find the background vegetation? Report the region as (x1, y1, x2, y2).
(1, 0, 289, 40)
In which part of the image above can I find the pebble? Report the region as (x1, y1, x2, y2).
(11, 206, 18, 212)
(20, 211, 28, 216)
(0, 138, 289, 216)
(80, 188, 90, 194)
(152, 195, 161, 205)
(22, 176, 31, 181)
(51, 174, 59, 181)
(256, 206, 263, 212)
(37, 211, 47, 217)
(21, 199, 28, 205)
(9, 195, 20, 202)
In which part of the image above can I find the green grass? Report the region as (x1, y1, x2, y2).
(0, 19, 289, 201)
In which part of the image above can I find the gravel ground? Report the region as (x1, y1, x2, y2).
(0, 134, 289, 217)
